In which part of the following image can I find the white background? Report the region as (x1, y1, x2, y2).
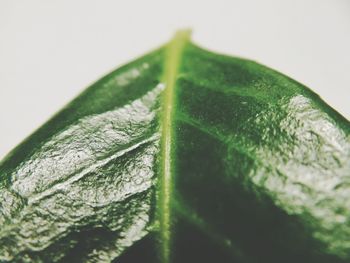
(0, 0, 349, 160)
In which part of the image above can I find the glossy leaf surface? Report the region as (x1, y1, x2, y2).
(0, 31, 349, 263)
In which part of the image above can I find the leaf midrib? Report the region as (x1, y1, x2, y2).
(159, 30, 191, 263)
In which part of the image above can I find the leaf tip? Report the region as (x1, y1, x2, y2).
(172, 28, 192, 43)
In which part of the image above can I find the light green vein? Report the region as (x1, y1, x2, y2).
(158, 30, 191, 263)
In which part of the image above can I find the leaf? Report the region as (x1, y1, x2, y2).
(0, 30, 349, 263)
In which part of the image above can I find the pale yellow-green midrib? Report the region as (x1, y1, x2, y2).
(159, 30, 191, 263)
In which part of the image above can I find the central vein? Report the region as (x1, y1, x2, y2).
(159, 30, 190, 263)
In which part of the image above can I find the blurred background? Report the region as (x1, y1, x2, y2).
(0, 0, 349, 159)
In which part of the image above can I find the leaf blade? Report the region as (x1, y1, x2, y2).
(0, 33, 349, 263)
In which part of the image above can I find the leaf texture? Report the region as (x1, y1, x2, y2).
(0, 31, 349, 263)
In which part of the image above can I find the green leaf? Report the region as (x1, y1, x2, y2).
(0, 30, 349, 263)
